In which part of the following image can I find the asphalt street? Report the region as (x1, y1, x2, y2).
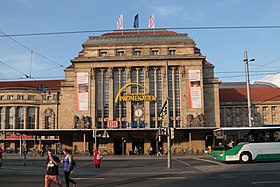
(1, 154, 280, 187)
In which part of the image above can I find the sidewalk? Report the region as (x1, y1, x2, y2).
(2, 153, 212, 160)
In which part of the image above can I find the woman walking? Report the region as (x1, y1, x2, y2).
(62, 148, 77, 187)
(93, 148, 102, 170)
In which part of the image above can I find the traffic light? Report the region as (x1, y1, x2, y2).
(170, 128, 175, 140)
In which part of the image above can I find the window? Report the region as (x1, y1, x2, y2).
(226, 107, 232, 113)
(272, 114, 277, 124)
(226, 116, 232, 123)
(262, 107, 267, 113)
(236, 107, 241, 113)
(100, 51, 108, 56)
(17, 95, 24, 100)
(117, 51, 124, 56)
(0, 96, 3, 100)
(28, 95, 35, 100)
(169, 50, 176, 55)
(47, 96, 52, 100)
(253, 107, 258, 113)
(17, 107, 24, 129)
(272, 106, 277, 112)
(134, 50, 141, 56)
(152, 50, 159, 55)
(7, 95, 13, 100)
(28, 107, 35, 129)
(263, 115, 268, 122)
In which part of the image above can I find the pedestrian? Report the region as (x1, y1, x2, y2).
(44, 150, 62, 187)
(157, 147, 163, 156)
(148, 147, 153, 156)
(62, 148, 77, 187)
(93, 148, 102, 170)
(0, 145, 3, 167)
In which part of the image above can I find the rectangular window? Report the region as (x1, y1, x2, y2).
(272, 106, 277, 112)
(0, 96, 4, 100)
(226, 107, 232, 113)
(100, 51, 108, 56)
(134, 50, 141, 56)
(272, 114, 277, 124)
(28, 95, 35, 100)
(17, 107, 24, 129)
(117, 51, 124, 56)
(169, 50, 176, 55)
(17, 95, 24, 100)
(263, 115, 267, 122)
(7, 95, 13, 100)
(152, 50, 159, 55)
(8, 107, 15, 129)
(0, 107, 4, 129)
(28, 107, 35, 129)
(47, 96, 52, 100)
(262, 107, 267, 113)
(236, 107, 241, 113)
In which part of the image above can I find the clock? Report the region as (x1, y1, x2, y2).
(134, 108, 144, 118)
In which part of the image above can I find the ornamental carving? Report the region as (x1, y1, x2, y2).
(187, 113, 204, 127)
(74, 115, 92, 129)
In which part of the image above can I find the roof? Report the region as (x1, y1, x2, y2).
(220, 88, 280, 102)
(220, 81, 278, 88)
(0, 80, 63, 90)
(83, 29, 195, 46)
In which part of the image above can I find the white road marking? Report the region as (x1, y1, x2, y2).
(150, 177, 187, 180)
(73, 177, 105, 180)
(252, 181, 280, 185)
(174, 158, 191, 167)
(192, 157, 228, 166)
(174, 158, 208, 172)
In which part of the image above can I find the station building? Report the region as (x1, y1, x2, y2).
(1, 29, 221, 155)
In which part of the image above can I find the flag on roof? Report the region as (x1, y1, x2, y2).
(117, 14, 123, 29)
(133, 14, 139, 28)
(149, 14, 155, 28)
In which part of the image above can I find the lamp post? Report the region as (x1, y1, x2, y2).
(243, 51, 255, 127)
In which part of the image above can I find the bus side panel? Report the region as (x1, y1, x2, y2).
(252, 142, 280, 161)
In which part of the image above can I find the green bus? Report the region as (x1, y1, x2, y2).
(212, 125, 280, 163)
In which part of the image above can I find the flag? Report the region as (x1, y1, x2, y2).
(117, 14, 123, 29)
(133, 14, 139, 28)
(149, 14, 155, 28)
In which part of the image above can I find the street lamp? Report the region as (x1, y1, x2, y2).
(243, 51, 255, 127)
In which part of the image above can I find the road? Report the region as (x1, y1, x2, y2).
(1, 155, 280, 186)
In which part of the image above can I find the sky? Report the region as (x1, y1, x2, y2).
(0, 0, 280, 86)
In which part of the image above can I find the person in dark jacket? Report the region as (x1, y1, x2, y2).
(44, 150, 62, 187)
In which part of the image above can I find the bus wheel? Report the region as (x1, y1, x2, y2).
(240, 152, 252, 163)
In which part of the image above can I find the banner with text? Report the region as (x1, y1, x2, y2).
(188, 70, 202, 108)
(76, 72, 89, 111)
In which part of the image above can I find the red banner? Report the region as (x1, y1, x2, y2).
(107, 120, 118, 128)
(6, 135, 33, 139)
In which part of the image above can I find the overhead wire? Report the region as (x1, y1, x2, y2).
(0, 25, 280, 80)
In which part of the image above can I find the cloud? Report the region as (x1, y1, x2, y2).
(260, 73, 280, 87)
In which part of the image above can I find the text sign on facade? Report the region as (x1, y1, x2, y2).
(108, 120, 118, 128)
